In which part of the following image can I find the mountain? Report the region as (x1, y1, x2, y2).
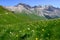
(5, 3, 32, 14)
(4, 3, 60, 19)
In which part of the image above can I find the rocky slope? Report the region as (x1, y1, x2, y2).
(4, 3, 60, 19)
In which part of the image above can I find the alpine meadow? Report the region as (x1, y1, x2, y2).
(0, 0, 60, 40)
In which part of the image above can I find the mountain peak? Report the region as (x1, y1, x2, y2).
(16, 3, 27, 6)
(15, 3, 31, 8)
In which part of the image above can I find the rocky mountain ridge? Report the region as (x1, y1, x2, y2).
(4, 3, 60, 19)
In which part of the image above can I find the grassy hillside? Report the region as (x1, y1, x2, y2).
(0, 6, 60, 40)
(0, 6, 46, 24)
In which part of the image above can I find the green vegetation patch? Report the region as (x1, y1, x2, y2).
(0, 6, 60, 40)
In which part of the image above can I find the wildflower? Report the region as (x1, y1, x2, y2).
(19, 31, 22, 32)
(10, 32, 12, 34)
(16, 34, 18, 37)
(10, 32, 13, 35)
(42, 29, 45, 31)
(27, 28, 30, 30)
(32, 30, 34, 32)
(36, 38, 38, 40)
(10, 32, 14, 35)
(5, 12, 8, 14)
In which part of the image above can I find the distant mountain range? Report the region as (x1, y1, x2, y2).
(4, 3, 60, 19)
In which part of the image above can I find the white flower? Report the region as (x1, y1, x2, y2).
(32, 30, 34, 32)
(27, 28, 30, 30)
(10, 32, 14, 35)
(10, 32, 12, 34)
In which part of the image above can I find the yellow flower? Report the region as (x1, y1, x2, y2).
(36, 38, 38, 40)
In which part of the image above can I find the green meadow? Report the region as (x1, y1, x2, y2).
(0, 6, 60, 40)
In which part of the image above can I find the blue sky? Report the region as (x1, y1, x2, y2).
(0, 0, 60, 7)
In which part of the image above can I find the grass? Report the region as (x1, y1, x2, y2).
(0, 6, 60, 40)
